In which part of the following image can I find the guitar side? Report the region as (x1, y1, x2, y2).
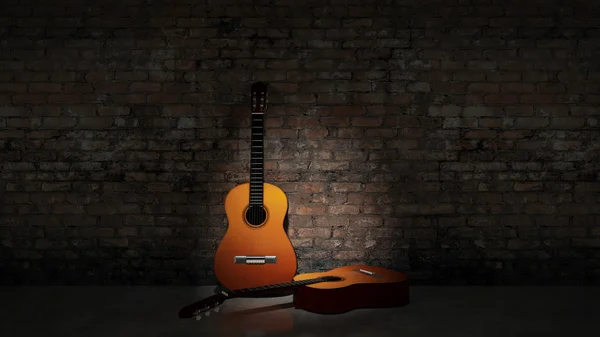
(292, 265, 410, 314)
(214, 182, 297, 290)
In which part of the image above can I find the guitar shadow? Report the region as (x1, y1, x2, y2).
(222, 301, 295, 316)
(212, 301, 296, 336)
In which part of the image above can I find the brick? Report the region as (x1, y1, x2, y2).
(428, 105, 461, 116)
(468, 83, 499, 93)
(295, 228, 331, 239)
(28, 83, 62, 92)
(572, 239, 600, 248)
(6, 117, 42, 128)
(514, 117, 549, 128)
(549, 117, 586, 129)
(130, 82, 161, 92)
(332, 251, 366, 260)
(485, 94, 518, 104)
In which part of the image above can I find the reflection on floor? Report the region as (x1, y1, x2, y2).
(1, 285, 599, 337)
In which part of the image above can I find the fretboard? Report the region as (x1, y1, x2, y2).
(249, 111, 264, 206)
(228, 277, 328, 297)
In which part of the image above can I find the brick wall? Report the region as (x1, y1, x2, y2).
(1, 0, 599, 285)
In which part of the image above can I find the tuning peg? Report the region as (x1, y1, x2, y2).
(195, 314, 202, 321)
(205, 311, 211, 317)
(214, 306, 220, 313)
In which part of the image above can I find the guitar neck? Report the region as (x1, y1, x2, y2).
(249, 108, 264, 206)
(228, 277, 328, 298)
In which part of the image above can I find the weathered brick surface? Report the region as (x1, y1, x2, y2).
(1, 0, 599, 285)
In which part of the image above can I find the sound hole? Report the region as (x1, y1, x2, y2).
(245, 205, 267, 227)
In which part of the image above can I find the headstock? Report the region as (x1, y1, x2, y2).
(250, 82, 268, 112)
(178, 292, 228, 320)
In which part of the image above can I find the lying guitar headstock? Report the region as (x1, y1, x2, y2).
(178, 292, 229, 320)
(250, 82, 268, 112)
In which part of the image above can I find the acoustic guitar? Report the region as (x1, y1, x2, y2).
(213, 82, 297, 290)
(179, 265, 409, 319)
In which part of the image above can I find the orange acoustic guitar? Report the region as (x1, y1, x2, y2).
(213, 82, 297, 290)
(179, 265, 409, 319)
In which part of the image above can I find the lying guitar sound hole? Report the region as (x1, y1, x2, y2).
(245, 205, 267, 227)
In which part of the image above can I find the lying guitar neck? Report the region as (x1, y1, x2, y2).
(228, 276, 331, 298)
(178, 276, 337, 319)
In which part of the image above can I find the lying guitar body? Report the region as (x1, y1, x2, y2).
(293, 265, 409, 314)
(179, 265, 409, 319)
(213, 82, 297, 290)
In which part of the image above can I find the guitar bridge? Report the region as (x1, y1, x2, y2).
(234, 256, 277, 265)
(353, 268, 383, 278)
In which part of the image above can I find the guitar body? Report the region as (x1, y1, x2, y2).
(213, 82, 297, 291)
(292, 265, 409, 314)
(214, 182, 297, 290)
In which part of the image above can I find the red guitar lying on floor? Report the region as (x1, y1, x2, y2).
(178, 265, 409, 319)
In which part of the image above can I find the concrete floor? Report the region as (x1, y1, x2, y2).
(1, 286, 599, 337)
